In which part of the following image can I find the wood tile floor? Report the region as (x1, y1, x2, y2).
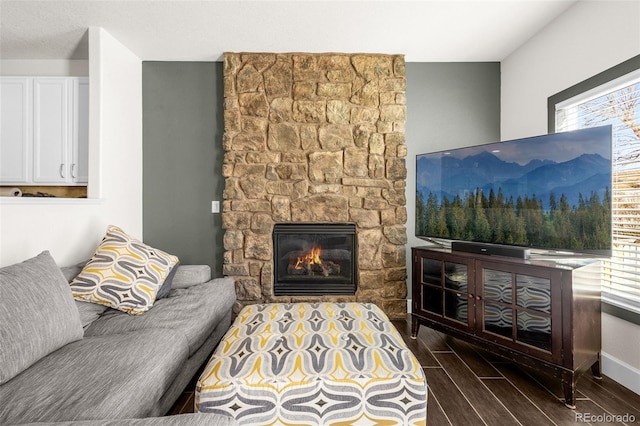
(169, 316, 640, 425)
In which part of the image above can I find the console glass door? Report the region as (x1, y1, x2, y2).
(481, 266, 553, 353)
(483, 269, 513, 339)
(443, 262, 468, 323)
(515, 274, 552, 351)
(421, 258, 443, 315)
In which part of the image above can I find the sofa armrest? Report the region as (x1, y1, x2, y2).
(171, 265, 212, 289)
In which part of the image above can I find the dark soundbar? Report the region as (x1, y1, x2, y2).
(451, 241, 530, 259)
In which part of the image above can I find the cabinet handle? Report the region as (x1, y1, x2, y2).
(71, 164, 77, 179)
(59, 164, 65, 179)
(468, 294, 474, 299)
(476, 295, 482, 301)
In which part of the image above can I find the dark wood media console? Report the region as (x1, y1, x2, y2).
(411, 246, 603, 408)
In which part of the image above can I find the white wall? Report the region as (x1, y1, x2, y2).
(0, 28, 142, 267)
(502, 0, 639, 140)
(501, 0, 640, 394)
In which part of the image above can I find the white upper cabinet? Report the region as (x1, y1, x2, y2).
(33, 78, 69, 183)
(0, 76, 89, 185)
(0, 78, 31, 183)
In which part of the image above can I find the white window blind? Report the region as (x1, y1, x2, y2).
(555, 69, 640, 313)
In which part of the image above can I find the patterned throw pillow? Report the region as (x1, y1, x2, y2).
(70, 225, 179, 315)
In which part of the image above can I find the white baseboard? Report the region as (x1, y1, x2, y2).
(602, 352, 640, 396)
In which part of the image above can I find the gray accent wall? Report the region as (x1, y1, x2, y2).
(406, 63, 500, 150)
(142, 62, 224, 276)
(405, 62, 501, 297)
(141, 61, 500, 287)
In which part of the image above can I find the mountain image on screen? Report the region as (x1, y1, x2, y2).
(415, 126, 612, 252)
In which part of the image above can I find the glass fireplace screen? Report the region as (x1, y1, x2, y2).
(273, 223, 357, 296)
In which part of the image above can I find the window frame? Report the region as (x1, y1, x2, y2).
(548, 54, 640, 326)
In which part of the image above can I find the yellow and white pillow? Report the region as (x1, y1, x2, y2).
(70, 225, 179, 315)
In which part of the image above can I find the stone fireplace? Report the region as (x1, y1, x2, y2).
(221, 52, 407, 319)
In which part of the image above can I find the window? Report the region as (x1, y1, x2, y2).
(550, 56, 640, 317)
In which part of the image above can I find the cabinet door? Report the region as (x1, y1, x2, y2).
(33, 78, 69, 183)
(71, 78, 89, 183)
(414, 250, 474, 328)
(0, 78, 31, 183)
(477, 260, 562, 362)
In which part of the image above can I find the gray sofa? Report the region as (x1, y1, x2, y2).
(19, 414, 235, 426)
(0, 251, 237, 425)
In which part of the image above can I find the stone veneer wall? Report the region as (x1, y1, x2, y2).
(222, 52, 407, 319)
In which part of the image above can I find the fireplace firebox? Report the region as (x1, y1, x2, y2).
(273, 223, 357, 296)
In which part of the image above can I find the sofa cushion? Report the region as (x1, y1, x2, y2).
(0, 251, 84, 385)
(70, 225, 179, 315)
(60, 259, 88, 282)
(155, 261, 179, 299)
(0, 329, 190, 424)
(84, 278, 236, 357)
(171, 265, 211, 289)
(59, 260, 109, 328)
(75, 300, 108, 328)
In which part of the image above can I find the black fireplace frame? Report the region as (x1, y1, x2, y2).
(272, 223, 357, 296)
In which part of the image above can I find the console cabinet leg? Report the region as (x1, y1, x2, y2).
(411, 318, 419, 340)
(591, 357, 602, 380)
(562, 374, 576, 409)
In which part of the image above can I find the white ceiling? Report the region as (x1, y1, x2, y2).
(0, 0, 579, 62)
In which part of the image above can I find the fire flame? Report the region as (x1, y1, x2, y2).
(294, 245, 322, 269)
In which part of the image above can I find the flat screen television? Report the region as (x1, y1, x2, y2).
(415, 126, 612, 255)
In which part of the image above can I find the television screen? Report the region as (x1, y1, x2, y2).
(416, 126, 612, 253)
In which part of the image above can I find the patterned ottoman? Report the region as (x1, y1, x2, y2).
(195, 302, 427, 425)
